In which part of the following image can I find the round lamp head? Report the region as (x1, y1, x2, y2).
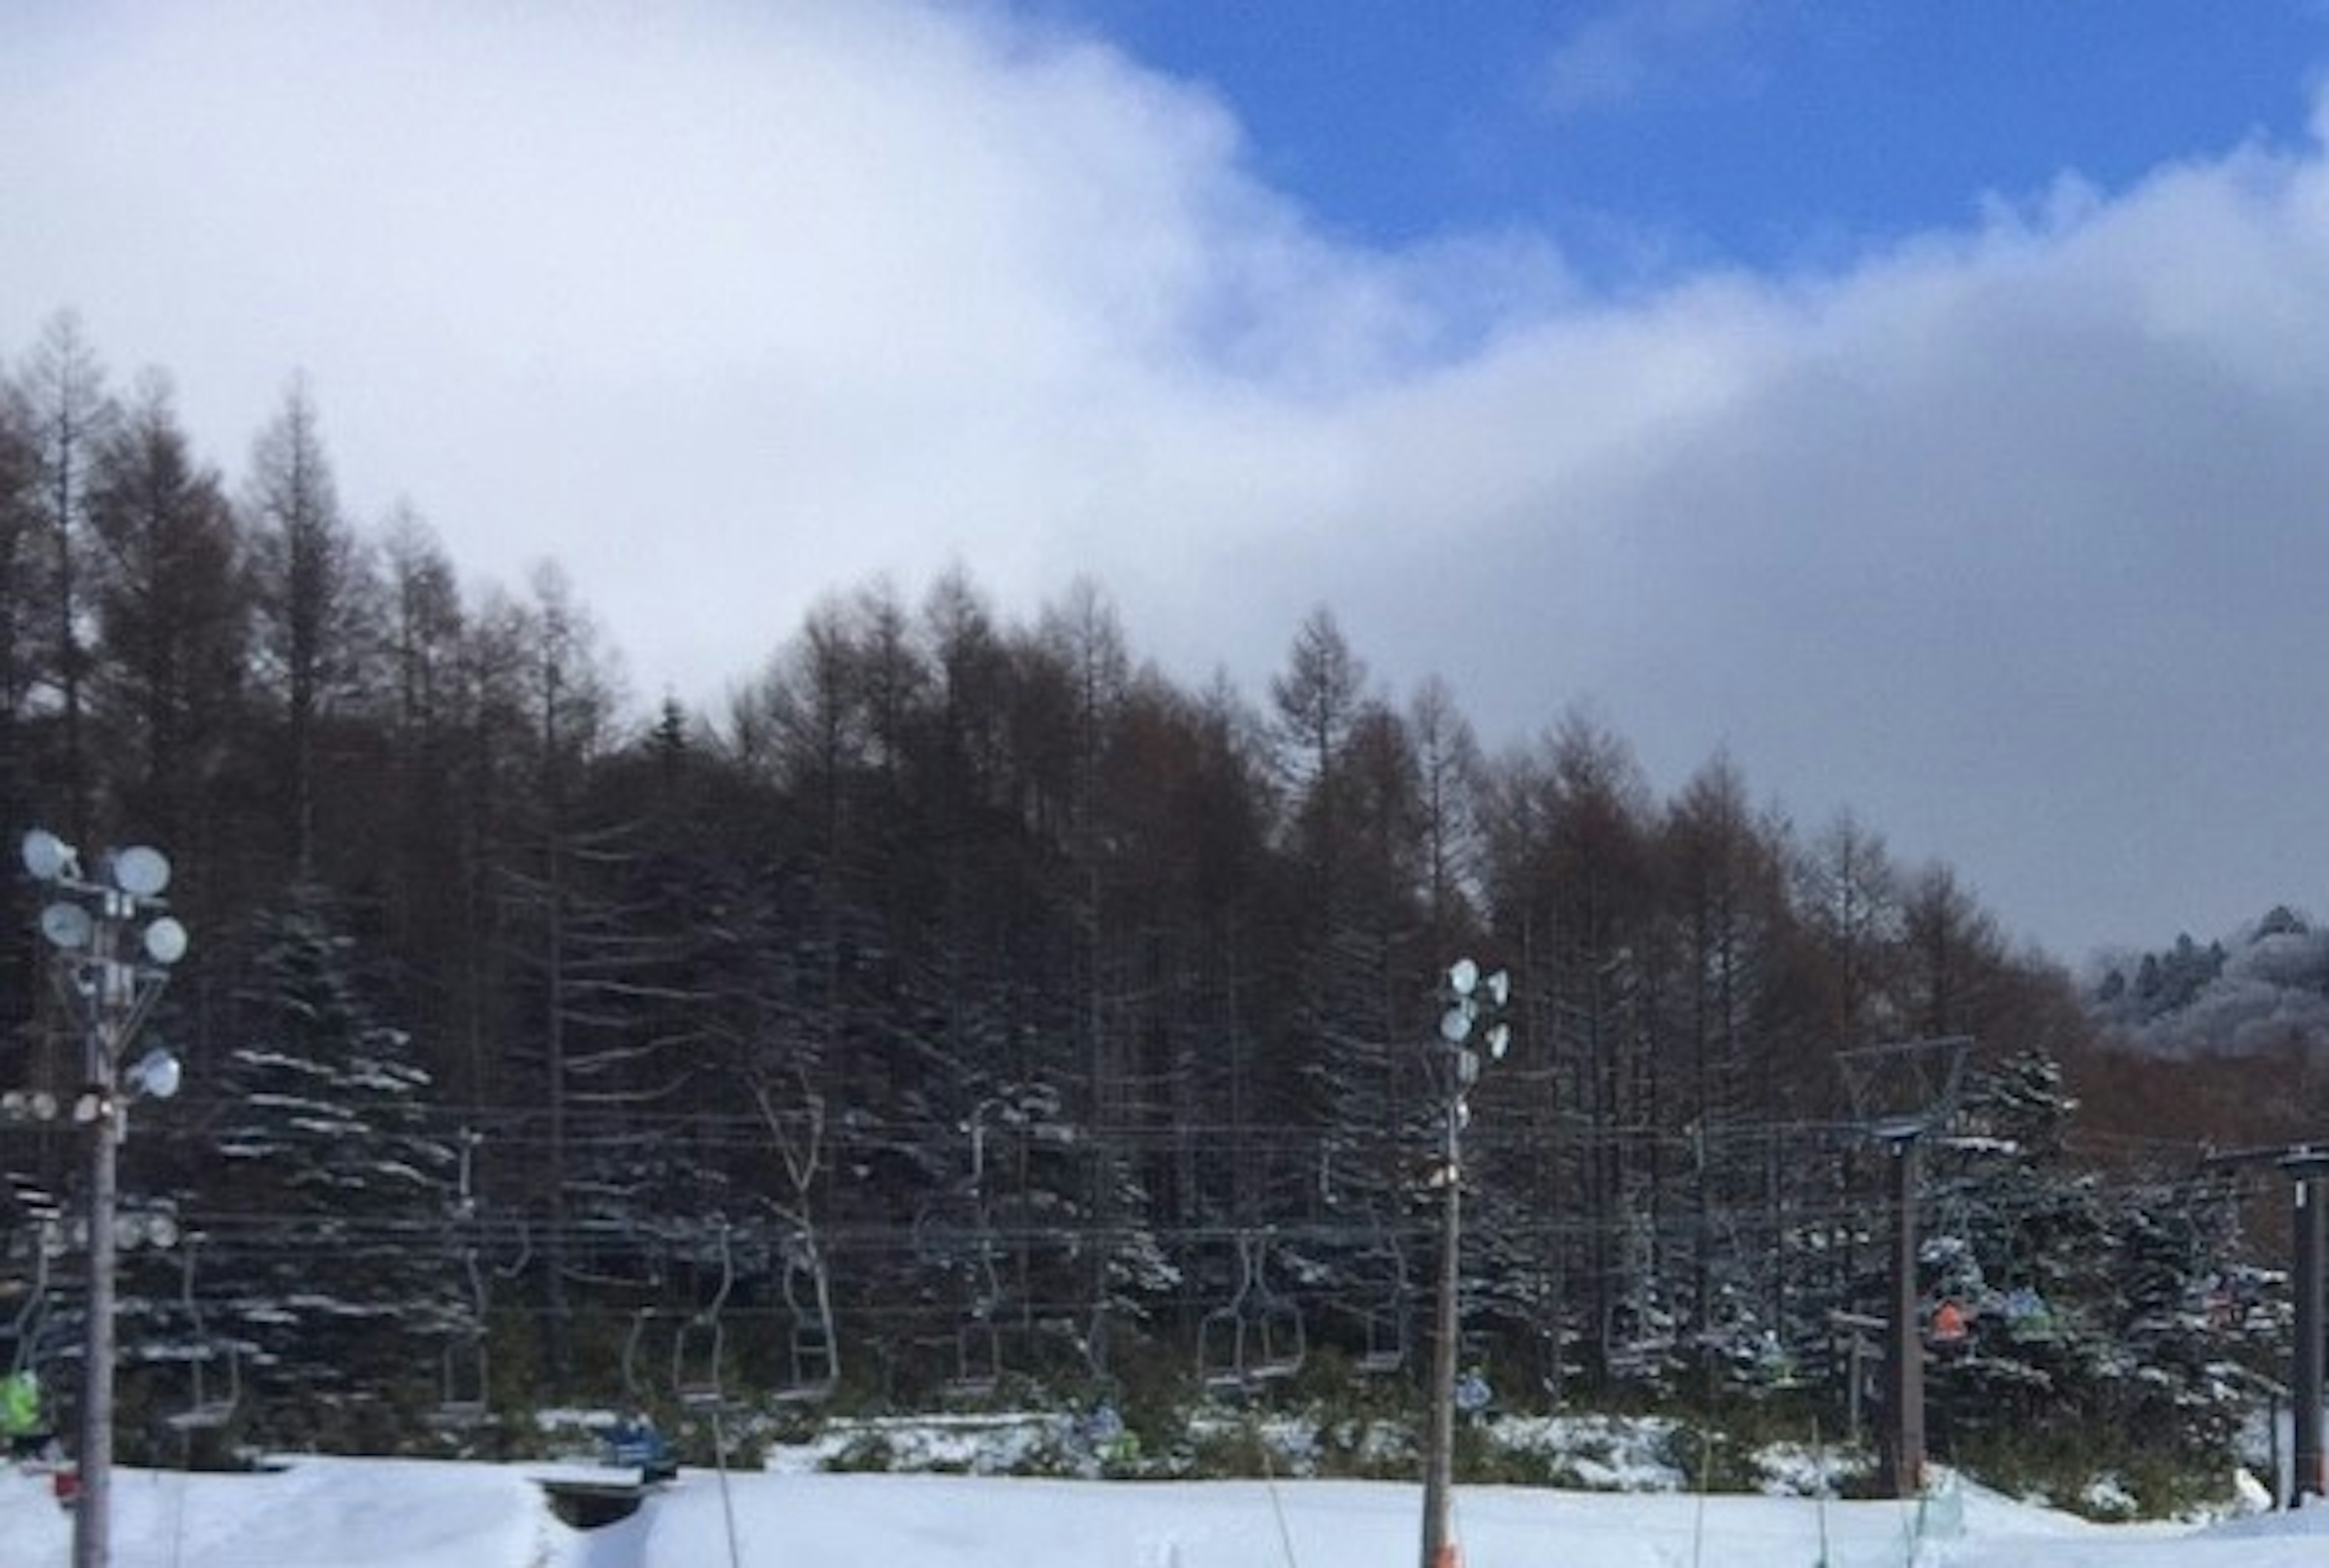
(112, 845, 172, 898)
(39, 902, 93, 950)
(143, 917, 189, 965)
(1439, 1003, 1473, 1044)
(21, 829, 76, 882)
(129, 1047, 183, 1101)
(1447, 958, 1479, 998)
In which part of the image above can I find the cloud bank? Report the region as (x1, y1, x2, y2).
(4, 1, 2328, 960)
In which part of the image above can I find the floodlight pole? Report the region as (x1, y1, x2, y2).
(1422, 1085, 1462, 1568)
(22, 831, 189, 1568)
(79, 1037, 121, 1568)
(1419, 959, 1509, 1568)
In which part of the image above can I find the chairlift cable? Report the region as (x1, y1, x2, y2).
(1255, 1407, 1302, 1568)
(707, 1401, 744, 1568)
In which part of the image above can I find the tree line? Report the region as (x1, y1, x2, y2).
(0, 313, 2284, 1472)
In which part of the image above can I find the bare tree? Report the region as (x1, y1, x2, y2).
(85, 369, 247, 846)
(21, 310, 115, 839)
(244, 377, 377, 874)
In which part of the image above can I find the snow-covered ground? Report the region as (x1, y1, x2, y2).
(5, 1452, 2327, 1568)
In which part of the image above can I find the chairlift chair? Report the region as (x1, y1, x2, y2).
(1197, 1301, 1246, 1391)
(940, 1196, 1006, 1399)
(939, 1225, 1006, 1399)
(1079, 1299, 1115, 1389)
(1997, 1284, 2058, 1341)
(6, 1227, 51, 1378)
(166, 1242, 241, 1435)
(770, 1231, 838, 1404)
(1926, 1297, 1971, 1354)
(1245, 1235, 1306, 1382)
(620, 1307, 663, 1408)
(1198, 1233, 1306, 1390)
(425, 1129, 499, 1428)
(433, 1334, 489, 1429)
(1356, 1305, 1408, 1375)
(1354, 1227, 1411, 1376)
(946, 1314, 1001, 1399)
(1196, 1236, 1252, 1389)
(671, 1228, 734, 1410)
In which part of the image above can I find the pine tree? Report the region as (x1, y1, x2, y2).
(206, 886, 463, 1446)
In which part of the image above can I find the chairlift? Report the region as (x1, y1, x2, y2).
(1997, 1285, 2057, 1341)
(165, 1241, 241, 1435)
(770, 1231, 839, 1403)
(1198, 1233, 1307, 1390)
(946, 1308, 1001, 1399)
(921, 1111, 1006, 1399)
(672, 1227, 733, 1410)
(940, 1213, 1004, 1400)
(432, 1131, 494, 1428)
(620, 1307, 664, 1409)
(433, 1246, 491, 1429)
(1354, 1225, 1411, 1376)
(5, 1225, 53, 1379)
(1926, 1297, 1971, 1353)
(1079, 1299, 1114, 1389)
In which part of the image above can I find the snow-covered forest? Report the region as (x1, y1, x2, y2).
(0, 315, 2313, 1502)
(2089, 905, 2329, 1062)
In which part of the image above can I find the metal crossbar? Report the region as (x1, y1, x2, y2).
(1835, 1036, 1970, 1142)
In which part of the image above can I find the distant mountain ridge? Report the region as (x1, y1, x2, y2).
(2086, 905, 2329, 1056)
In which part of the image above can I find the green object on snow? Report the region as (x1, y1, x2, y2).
(0, 1370, 41, 1437)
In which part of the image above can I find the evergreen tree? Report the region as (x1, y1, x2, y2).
(206, 887, 463, 1446)
(1923, 1048, 2111, 1453)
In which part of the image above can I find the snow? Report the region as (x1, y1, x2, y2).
(7, 1450, 2329, 1567)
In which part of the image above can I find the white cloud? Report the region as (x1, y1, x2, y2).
(1535, 0, 1758, 117)
(4, 1, 2329, 959)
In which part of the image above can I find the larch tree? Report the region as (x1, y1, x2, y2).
(21, 310, 115, 841)
(84, 370, 248, 854)
(244, 378, 377, 879)
(0, 376, 40, 831)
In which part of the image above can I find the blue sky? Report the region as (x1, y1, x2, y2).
(1052, 2, 2326, 272)
(6, 0, 2329, 963)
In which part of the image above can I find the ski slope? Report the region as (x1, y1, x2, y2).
(5, 1455, 2327, 1567)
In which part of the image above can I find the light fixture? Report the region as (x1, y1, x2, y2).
(127, 1047, 182, 1101)
(21, 828, 78, 883)
(39, 902, 93, 950)
(17, 825, 193, 1568)
(143, 917, 188, 966)
(1421, 955, 1515, 1568)
(109, 846, 170, 899)
(0, 1088, 58, 1122)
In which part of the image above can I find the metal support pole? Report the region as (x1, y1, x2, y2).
(75, 1088, 118, 1568)
(1878, 1137, 1924, 1499)
(1417, 959, 1507, 1568)
(2294, 1168, 2325, 1504)
(1420, 1098, 1460, 1568)
(19, 830, 190, 1568)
